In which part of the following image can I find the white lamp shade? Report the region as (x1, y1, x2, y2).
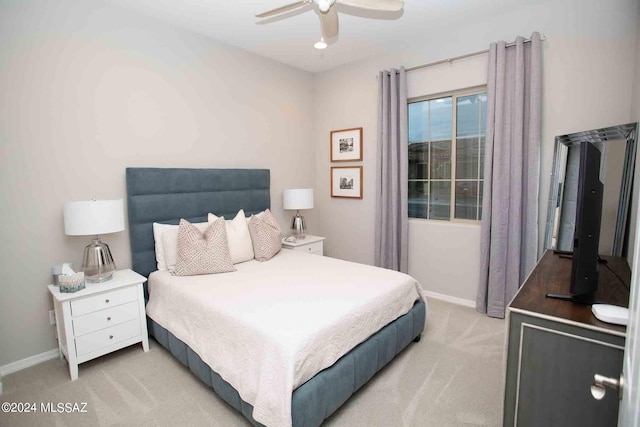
(64, 199, 125, 236)
(283, 189, 314, 210)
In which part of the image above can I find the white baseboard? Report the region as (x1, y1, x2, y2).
(0, 349, 59, 377)
(424, 290, 476, 308)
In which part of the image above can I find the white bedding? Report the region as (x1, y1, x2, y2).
(146, 249, 426, 427)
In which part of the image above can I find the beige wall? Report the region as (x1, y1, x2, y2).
(2, 0, 639, 368)
(628, 1, 640, 265)
(314, 0, 639, 302)
(633, 0, 640, 143)
(635, 2, 640, 122)
(0, 1, 315, 366)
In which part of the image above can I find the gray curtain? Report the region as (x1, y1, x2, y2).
(375, 67, 408, 273)
(477, 33, 542, 318)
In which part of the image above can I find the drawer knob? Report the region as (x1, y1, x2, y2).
(109, 335, 114, 340)
(107, 317, 111, 321)
(105, 299, 110, 304)
(591, 374, 623, 400)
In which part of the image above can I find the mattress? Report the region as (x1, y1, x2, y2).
(146, 249, 426, 427)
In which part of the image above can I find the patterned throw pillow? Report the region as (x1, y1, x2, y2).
(161, 222, 211, 272)
(174, 218, 234, 276)
(152, 221, 208, 270)
(248, 209, 282, 262)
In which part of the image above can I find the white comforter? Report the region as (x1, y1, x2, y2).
(146, 250, 426, 427)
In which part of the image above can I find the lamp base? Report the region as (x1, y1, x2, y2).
(291, 211, 307, 239)
(83, 237, 116, 283)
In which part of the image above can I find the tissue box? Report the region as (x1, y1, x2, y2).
(52, 263, 74, 286)
(58, 272, 85, 293)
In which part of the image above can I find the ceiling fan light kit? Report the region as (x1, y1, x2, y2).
(314, 38, 328, 49)
(317, 0, 336, 13)
(256, 0, 404, 48)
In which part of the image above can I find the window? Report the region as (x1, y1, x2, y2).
(408, 88, 487, 221)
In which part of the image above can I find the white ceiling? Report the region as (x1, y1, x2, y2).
(105, 0, 521, 73)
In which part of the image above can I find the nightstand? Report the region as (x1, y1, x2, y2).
(47, 269, 149, 380)
(281, 235, 325, 256)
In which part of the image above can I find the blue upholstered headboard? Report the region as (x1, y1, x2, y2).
(126, 168, 270, 279)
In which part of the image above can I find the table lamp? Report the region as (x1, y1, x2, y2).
(64, 199, 125, 283)
(283, 189, 314, 240)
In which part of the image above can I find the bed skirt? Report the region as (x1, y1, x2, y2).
(147, 299, 426, 427)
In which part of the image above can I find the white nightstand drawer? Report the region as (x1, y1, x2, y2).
(281, 235, 324, 256)
(300, 241, 323, 255)
(71, 286, 138, 317)
(72, 301, 140, 337)
(75, 319, 141, 356)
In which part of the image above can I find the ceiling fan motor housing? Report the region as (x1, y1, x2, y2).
(315, 0, 336, 13)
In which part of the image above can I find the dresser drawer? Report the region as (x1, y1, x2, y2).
(75, 319, 141, 356)
(71, 286, 138, 317)
(72, 301, 140, 337)
(297, 241, 323, 255)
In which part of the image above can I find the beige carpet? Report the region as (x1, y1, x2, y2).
(0, 298, 506, 427)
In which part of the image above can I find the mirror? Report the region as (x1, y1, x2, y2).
(544, 123, 638, 257)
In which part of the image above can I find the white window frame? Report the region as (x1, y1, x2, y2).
(408, 85, 487, 223)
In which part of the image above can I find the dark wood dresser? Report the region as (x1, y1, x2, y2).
(503, 250, 630, 427)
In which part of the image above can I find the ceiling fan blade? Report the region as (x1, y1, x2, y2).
(320, 5, 339, 39)
(338, 0, 404, 12)
(256, 0, 310, 18)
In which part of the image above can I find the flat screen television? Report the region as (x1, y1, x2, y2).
(547, 141, 604, 304)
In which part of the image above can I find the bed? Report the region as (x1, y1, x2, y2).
(126, 167, 427, 427)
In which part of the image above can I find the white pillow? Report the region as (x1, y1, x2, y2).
(208, 209, 254, 264)
(153, 221, 207, 271)
(152, 223, 174, 271)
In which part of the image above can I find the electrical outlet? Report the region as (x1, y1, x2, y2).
(49, 310, 56, 325)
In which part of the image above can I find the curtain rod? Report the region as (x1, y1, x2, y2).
(402, 34, 547, 73)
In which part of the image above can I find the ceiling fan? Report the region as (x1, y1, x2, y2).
(255, 0, 404, 47)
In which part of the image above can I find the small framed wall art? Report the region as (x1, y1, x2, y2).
(331, 166, 363, 199)
(330, 127, 363, 162)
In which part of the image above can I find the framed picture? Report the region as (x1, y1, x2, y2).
(331, 166, 363, 199)
(330, 127, 363, 162)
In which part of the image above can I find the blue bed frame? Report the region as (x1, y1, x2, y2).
(126, 167, 426, 427)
